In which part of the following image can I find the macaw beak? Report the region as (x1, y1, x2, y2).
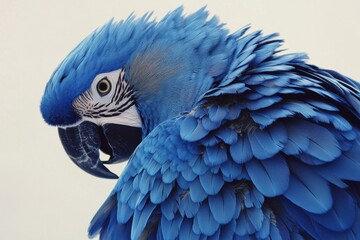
(58, 121, 142, 179)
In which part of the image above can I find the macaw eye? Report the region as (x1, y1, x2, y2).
(97, 78, 111, 96)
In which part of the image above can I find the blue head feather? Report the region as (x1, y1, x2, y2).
(40, 14, 155, 126)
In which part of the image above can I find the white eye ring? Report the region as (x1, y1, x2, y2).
(97, 78, 111, 96)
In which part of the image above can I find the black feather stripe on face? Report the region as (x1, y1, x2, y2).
(73, 69, 136, 119)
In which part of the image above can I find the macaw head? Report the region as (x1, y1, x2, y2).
(41, 8, 229, 179)
(40, 17, 150, 178)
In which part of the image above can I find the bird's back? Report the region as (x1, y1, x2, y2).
(89, 15, 360, 240)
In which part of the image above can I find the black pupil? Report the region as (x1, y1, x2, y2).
(99, 81, 108, 92)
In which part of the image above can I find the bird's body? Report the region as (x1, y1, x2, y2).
(41, 7, 360, 240)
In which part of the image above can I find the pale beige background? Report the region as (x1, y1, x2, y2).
(0, 0, 359, 239)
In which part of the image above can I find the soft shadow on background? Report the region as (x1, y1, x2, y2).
(0, 0, 359, 239)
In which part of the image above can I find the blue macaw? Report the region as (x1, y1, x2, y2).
(40, 7, 360, 240)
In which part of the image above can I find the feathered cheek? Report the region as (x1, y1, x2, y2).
(57, 121, 142, 179)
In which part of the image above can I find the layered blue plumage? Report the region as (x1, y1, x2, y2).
(43, 7, 360, 240)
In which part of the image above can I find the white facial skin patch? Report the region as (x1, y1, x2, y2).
(71, 68, 142, 128)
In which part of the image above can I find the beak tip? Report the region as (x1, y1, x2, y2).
(91, 169, 118, 179)
(97, 170, 118, 179)
(87, 161, 119, 179)
(100, 172, 119, 179)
